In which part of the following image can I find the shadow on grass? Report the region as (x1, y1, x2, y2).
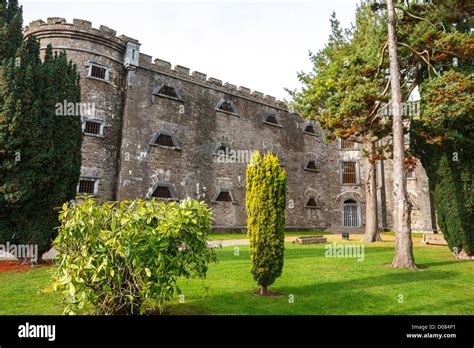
(216, 245, 436, 263)
(166, 269, 459, 315)
(416, 259, 472, 269)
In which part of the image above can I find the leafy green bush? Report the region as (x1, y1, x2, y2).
(246, 151, 286, 295)
(52, 197, 216, 315)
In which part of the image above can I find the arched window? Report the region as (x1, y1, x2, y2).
(343, 199, 360, 227)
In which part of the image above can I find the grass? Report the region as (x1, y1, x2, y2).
(208, 231, 332, 240)
(1, 236, 473, 315)
(382, 231, 425, 237)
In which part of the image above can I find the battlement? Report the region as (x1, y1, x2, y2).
(25, 17, 139, 48)
(25, 18, 288, 110)
(139, 54, 287, 109)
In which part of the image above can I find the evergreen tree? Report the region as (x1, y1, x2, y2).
(0, 0, 82, 262)
(246, 151, 286, 295)
(3, 0, 22, 60)
(403, 0, 474, 258)
(290, 7, 390, 243)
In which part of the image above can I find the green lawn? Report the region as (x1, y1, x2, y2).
(208, 231, 332, 240)
(1, 240, 473, 315)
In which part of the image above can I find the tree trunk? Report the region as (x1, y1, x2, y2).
(260, 285, 268, 296)
(386, 0, 416, 269)
(362, 141, 382, 242)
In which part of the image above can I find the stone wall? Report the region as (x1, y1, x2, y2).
(24, 18, 437, 233)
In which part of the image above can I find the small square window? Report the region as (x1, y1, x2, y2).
(88, 63, 109, 81)
(84, 120, 102, 135)
(78, 179, 96, 195)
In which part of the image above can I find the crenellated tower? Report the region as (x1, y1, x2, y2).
(25, 18, 140, 200)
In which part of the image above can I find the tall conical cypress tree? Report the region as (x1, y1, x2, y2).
(0, 0, 82, 262)
(246, 151, 286, 295)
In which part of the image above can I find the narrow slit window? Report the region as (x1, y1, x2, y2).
(78, 179, 95, 195)
(215, 190, 233, 202)
(151, 185, 174, 199)
(84, 121, 102, 135)
(155, 134, 175, 147)
(342, 162, 357, 184)
(89, 64, 108, 80)
(305, 160, 318, 171)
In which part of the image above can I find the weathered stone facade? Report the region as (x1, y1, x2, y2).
(25, 18, 437, 233)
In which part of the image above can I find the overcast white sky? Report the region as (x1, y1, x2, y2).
(23, 0, 359, 101)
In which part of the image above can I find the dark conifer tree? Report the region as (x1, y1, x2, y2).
(0, 0, 82, 262)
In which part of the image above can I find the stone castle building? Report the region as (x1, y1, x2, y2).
(25, 17, 437, 233)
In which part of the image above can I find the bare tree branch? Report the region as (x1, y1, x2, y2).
(399, 42, 441, 77)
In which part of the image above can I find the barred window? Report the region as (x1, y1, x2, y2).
(155, 134, 175, 147)
(78, 179, 95, 195)
(89, 64, 108, 81)
(84, 121, 102, 135)
(343, 199, 360, 227)
(151, 185, 174, 199)
(342, 162, 357, 184)
(340, 139, 356, 149)
(157, 85, 179, 99)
